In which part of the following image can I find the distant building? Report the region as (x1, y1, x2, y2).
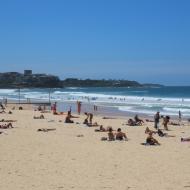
(24, 70, 32, 76)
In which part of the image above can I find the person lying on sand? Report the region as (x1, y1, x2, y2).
(33, 114, 45, 119)
(134, 115, 144, 125)
(127, 119, 137, 126)
(145, 127, 175, 138)
(0, 123, 13, 129)
(181, 137, 190, 142)
(95, 126, 113, 132)
(145, 119, 154, 122)
(37, 128, 56, 132)
(83, 119, 100, 127)
(102, 117, 116, 119)
(146, 132, 160, 145)
(53, 111, 65, 115)
(115, 128, 128, 141)
(157, 129, 175, 137)
(0, 119, 17, 122)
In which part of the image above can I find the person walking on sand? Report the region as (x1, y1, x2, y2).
(77, 101, 82, 115)
(179, 110, 182, 122)
(94, 104, 98, 111)
(154, 112, 160, 129)
(52, 102, 57, 114)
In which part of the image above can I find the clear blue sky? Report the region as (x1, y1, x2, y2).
(0, 0, 190, 85)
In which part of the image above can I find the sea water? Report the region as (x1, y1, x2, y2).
(0, 86, 190, 117)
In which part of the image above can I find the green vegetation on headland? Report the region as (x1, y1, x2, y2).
(0, 72, 163, 88)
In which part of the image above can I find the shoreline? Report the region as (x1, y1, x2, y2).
(1, 86, 190, 119)
(3, 98, 188, 120)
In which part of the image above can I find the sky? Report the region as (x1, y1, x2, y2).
(0, 0, 190, 85)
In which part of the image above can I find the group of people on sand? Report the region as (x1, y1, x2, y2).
(154, 112, 171, 131)
(0, 104, 16, 135)
(127, 115, 144, 126)
(32, 102, 190, 145)
(107, 128, 127, 141)
(0, 122, 13, 129)
(63, 109, 128, 141)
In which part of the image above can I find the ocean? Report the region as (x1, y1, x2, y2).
(0, 86, 190, 118)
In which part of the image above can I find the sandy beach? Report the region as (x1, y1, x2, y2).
(0, 104, 190, 190)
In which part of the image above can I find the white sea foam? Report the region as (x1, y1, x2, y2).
(0, 89, 16, 94)
(1, 88, 190, 117)
(118, 106, 155, 115)
(163, 107, 190, 113)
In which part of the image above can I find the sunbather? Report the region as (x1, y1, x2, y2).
(102, 117, 116, 119)
(157, 129, 175, 137)
(83, 119, 100, 127)
(181, 137, 190, 142)
(127, 119, 137, 126)
(95, 126, 113, 132)
(115, 128, 127, 140)
(0, 119, 17, 122)
(65, 114, 74, 123)
(108, 128, 115, 141)
(37, 128, 56, 132)
(146, 132, 160, 145)
(145, 119, 154, 122)
(33, 114, 45, 119)
(134, 115, 144, 125)
(0, 123, 13, 129)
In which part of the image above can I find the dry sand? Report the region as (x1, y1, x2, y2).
(0, 105, 190, 190)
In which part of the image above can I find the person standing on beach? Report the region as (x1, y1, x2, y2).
(94, 105, 98, 111)
(77, 101, 82, 115)
(179, 110, 182, 122)
(85, 112, 93, 124)
(154, 112, 160, 129)
(52, 102, 57, 114)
